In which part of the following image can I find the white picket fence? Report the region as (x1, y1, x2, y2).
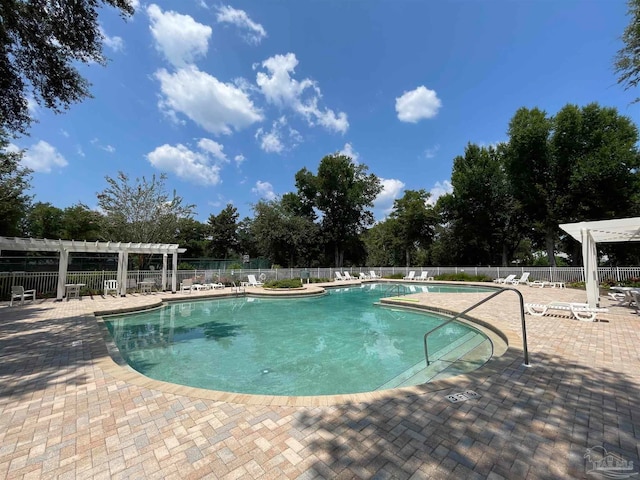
(2, 265, 640, 300)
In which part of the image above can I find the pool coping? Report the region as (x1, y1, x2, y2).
(92, 283, 521, 406)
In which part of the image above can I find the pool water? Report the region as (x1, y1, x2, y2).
(103, 283, 493, 396)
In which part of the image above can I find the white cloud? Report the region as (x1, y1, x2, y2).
(424, 144, 440, 159)
(256, 53, 349, 134)
(375, 178, 405, 209)
(129, 0, 140, 10)
(60, 129, 69, 138)
(396, 86, 442, 123)
(76, 146, 85, 157)
(339, 142, 359, 162)
(146, 141, 226, 185)
(216, 5, 267, 44)
(255, 116, 300, 154)
(100, 26, 124, 52)
(252, 180, 276, 200)
(427, 180, 453, 205)
(20, 141, 68, 173)
(234, 154, 245, 167)
(147, 4, 212, 67)
(197, 138, 227, 162)
(155, 66, 263, 135)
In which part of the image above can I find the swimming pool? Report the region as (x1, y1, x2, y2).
(103, 283, 494, 396)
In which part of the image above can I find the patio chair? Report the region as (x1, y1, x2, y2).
(10, 286, 36, 306)
(180, 278, 193, 293)
(509, 272, 530, 285)
(343, 272, 354, 280)
(335, 272, 345, 281)
(359, 272, 370, 280)
(104, 279, 119, 297)
(247, 274, 264, 287)
(525, 302, 608, 322)
(403, 271, 416, 281)
(416, 271, 434, 281)
(369, 271, 379, 279)
(494, 274, 516, 284)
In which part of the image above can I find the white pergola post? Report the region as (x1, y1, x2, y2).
(117, 251, 128, 297)
(56, 248, 69, 301)
(581, 228, 599, 308)
(171, 252, 178, 293)
(162, 254, 168, 291)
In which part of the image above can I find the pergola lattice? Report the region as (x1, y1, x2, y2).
(0, 237, 186, 300)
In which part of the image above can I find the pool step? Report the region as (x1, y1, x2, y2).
(377, 331, 484, 390)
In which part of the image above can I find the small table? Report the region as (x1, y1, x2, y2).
(138, 281, 155, 294)
(65, 283, 85, 300)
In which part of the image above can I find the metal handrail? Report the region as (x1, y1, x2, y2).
(384, 284, 410, 297)
(423, 287, 530, 367)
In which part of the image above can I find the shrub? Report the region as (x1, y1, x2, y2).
(309, 277, 331, 283)
(384, 273, 405, 279)
(178, 262, 196, 270)
(434, 273, 492, 282)
(264, 278, 303, 289)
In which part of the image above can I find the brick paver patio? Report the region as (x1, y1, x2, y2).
(1, 282, 639, 479)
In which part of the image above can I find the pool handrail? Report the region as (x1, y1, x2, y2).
(423, 287, 530, 367)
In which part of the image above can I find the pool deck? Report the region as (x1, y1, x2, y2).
(1, 281, 639, 479)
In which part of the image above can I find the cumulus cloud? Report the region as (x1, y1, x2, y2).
(19, 141, 68, 173)
(147, 4, 212, 67)
(396, 85, 442, 123)
(375, 178, 405, 209)
(252, 180, 276, 200)
(100, 26, 124, 52)
(256, 53, 349, 134)
(234, 154, 245, 167)
(146, 141, 227, 185)
(339, 142, 359, 163)
(155, 66, 263, 135)
(428, 180, 453, 205)
(255, 116, 301, 154)
(216, 5, 267, 44)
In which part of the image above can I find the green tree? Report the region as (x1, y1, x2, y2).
(61, 204, 103, 240)
(174, 217, 209, 258)
(447, 143, 524, 265)
(614, 0, 640, 103)
(363, 219, 403, 266)
(295, 154, 382, 267)
(388, 189, 437, 266)
(0, 0, 135, 135)
(207, 204, 239, 259)
(97, 171, 195, 243)
(25, 202, 64, 239)
(0, 133, 32, 236)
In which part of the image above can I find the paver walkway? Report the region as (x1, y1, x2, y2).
(1, 283, 639, 479)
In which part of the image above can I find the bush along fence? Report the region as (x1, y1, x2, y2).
(2, 265, 640, 300)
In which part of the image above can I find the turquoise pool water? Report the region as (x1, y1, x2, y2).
(103, 283, 493, 396)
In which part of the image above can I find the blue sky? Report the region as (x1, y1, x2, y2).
(10, 0, 638, 223)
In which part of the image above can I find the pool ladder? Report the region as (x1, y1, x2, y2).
(384, 284, 412, 297)
(423, 287, 530, 367)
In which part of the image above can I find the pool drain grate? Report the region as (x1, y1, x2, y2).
(445, 390, 481, 403)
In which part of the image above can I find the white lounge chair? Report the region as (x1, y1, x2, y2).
(525, 302, 608, 322)
(403, 271, 416, 281)
(335, 272, 345, 281)
(180, 279, 193, 293)
(494, 274, 516, 284)
(10, 286, 36, 306)
(359, 272, 369, 280)
(343, 272, 354, 280)
(416, 271, 434, 281)
(104, 279, 119, 297)
(369, 271, 379, 279)
(247, 274, 264, 287)
(509, 272, 530, 285)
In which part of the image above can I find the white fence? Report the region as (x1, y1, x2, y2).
(2, 266, 640, 300)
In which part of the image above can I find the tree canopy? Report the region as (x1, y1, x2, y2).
(615, 0, 640, 103)
(0, 0, 135, 135)
(0, 132, 32, 236)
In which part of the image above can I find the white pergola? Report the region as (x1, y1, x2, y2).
(560, 217, 640, 307)
(0, 237, 186, 300)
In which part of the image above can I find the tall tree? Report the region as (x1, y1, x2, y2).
(0, 0, 135, 135)
(614, 0, 640, 103)
(0, 133, 32, 236)
(175, 217, 209, 258)
(295, 154, 382, 267)
(61, 204, 103, 240)
(24, 202, 64, 239)
(207, 204, 239, 259)
(97, 171, 195, 243)
(388, 189, 437, 266)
